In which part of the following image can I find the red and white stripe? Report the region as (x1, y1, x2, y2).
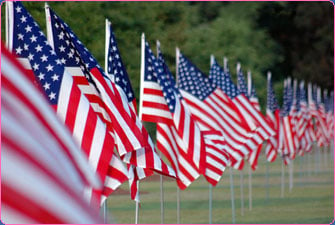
(156, 123, 201, 189)
(1, 46, 102, 223)
(202, 131, 230, 185)
(140, 65, 229, 187)
(232, 94, 276, 140)
(265, 108, 280, 162)
(247, 73, 266, 169)
(180, 88, 262, 169)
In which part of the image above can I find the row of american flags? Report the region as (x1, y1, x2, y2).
(2, 2, 333, 223)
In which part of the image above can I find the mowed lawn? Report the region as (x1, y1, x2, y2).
(106, 148, 334, 224)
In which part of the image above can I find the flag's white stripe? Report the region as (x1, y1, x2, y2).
(141, 107, 172, 120)
(57, 73, 72, 123)
(89, 120, 106, 171)
(72, 95, 90, 147)
(143, 81, 163, 90)
(205, 168, 221, 181)
(103, 176, 122, 190)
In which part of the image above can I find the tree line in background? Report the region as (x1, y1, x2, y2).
(1, 1, 333, 109)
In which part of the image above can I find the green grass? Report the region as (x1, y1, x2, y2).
(106, 149, 334, 224)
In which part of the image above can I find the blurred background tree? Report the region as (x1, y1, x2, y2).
(1, 1, 333, 112)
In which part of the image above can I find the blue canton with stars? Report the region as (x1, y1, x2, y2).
(144, 42, 181, 113)
(250, 83, 258, 99)
(299, 82, 307, 105)
(209, 60, 241, 99)
(295, 85, 301, 112)
(177, 53, 216, 101)
(266, 75, 279, 113)
(107, 23, 134, 102)
(47, 6, 97, 90)
(282, 80, 291, 116)
(12, 2, 64, 105)
(48, 7, 107, 82)
(237, 69, 248, 98)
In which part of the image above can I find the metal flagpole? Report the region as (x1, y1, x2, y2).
(235, 62, 244, 216)
(135, 181, 140, 224)
(307, 151, 311, 177)
(265, 160, 269, 201)
(224, 57, 235, 223)
(177, 187, 180, 224)
(299, 155, 304, 186)
(289, 160, 294, 192)
(323, 146, 328, 170)
(247, 71, 253, 211)
(156, 40, 165, 224)
(6, 1, 14, 51)
(208, 54, 215, 224)
(176, 47, 181, 225)
(229, 167, 236, 224)
(209, 184, 213, 224)
(240, 170, 244, 216)
(248, 166, 252, 210)
(102, 19, 111, 224)
(135, 32, 147, 225)
(160, 171, 164, 224)
(281, 159, 285, 198)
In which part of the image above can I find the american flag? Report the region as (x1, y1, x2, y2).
(140, 40, 230, 187)
(1, 42, 102, 223)
(142, 40, 206, 175)
(211, 61, 275, 142)
(315, 87, 330, 147)
(289, 79, 301, 153)
(308, 84, 328, 148)
(156, 43, 229, 186)
(45, 6, 151, 159)
(105, 21, 176, 200)
(7, 1, 116, 205)
(298, 81, 315, 153)
(281, 78, 297, 162)
(324, 91, 334, 141)
(245, 71, 264, 170)
(265, 72, 281, 162)
(178, 56, 263, 170)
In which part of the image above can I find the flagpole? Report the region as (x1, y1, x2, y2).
(5, 1, 9, 48)
(248, 166, 252, 210)
(247, 70, 253, 211)
(265, 160, 269, 201)
(156, 40, 165, 224)
(5, 1, 14, 51)
(209, 184, 213, 224)
(281, 159, 285, 198)
(102, 18, 111, 224)
(223, 57, 228, 73)
(289, 160, 293, 192)
(229, 167, 236, 224)
(299, 155, 304, 186)
(135, 182, 140, 224)
(135, 33, 146, 225)
(208, 54, 216, 224)
(224, 56, 236, 223)
(176, 46, 181, 225)
(239, 170, 244, 216)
